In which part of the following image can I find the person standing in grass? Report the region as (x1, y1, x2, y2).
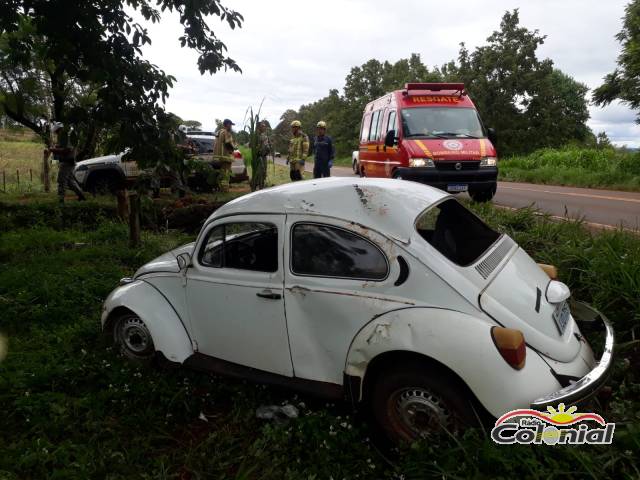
(312, 120, 334, 179)
(287, 120, 309, 182)
(46, 122, 86, 204)
(213, 118, 237, 192)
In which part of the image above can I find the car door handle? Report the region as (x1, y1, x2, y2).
(256, 290, 282, 300)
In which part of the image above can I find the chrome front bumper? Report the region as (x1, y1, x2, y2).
(530, 301, 614, 409)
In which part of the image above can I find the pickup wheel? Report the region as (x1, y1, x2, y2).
(88, 172, 124, 196)
(113, 312, 156, 364)
(352, 158, 359, 174)
(371, 363, 477, 443)
(469, 186, 496, 203)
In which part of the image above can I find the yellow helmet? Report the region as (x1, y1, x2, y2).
(316, 121, 327, 128)
(290, 120, 302, 128)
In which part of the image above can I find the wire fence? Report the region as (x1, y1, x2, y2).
(0, 167, 58, 194)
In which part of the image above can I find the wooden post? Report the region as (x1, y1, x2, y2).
(116, 189, 129, 221)
(2, 170, 5, 192)
(16, 170, 19, 186)
(129, 192, 141, 248)
(29, 169, 33, 182)
(42, 150, 51, 192)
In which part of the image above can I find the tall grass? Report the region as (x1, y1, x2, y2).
(499, 146, 640, 191)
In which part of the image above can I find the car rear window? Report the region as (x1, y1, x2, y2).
(416, 199, 501, 266)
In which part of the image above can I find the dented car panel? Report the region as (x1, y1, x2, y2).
(101, 177, 613, 426)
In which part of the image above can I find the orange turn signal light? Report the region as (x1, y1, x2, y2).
(491, 327, 526, 370)
(537, 263, 558, 280)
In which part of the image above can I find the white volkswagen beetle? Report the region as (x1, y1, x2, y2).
(102, 178, 614, 442)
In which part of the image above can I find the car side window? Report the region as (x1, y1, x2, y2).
(368, 110, 381, 141)
(291, 223, 388, 280)
(360, 114, 371, 142)
(200, 222, 278, 273)
(387, 111, 397, 133)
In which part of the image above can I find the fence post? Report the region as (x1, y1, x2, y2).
(129, 192, 141, 248)
(116, 189, 129, 221)
(30, 169, 33, 182)
(42, 150, 51, 192)
(2, 170, 5, 192)
(16, 170, 19, 186)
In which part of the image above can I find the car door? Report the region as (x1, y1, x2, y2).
(283, 217, 412, 385)
(186, 215, 293, 377)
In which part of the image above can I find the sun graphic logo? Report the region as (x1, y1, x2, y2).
(442, 139, 463, 151)
(491, 403, 615, 445)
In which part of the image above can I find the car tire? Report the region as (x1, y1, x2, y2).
(392, 170, 403, 180)
(353, 159, 358, 174)
(371, 362, 478, 444)
(113, 312, 156, 365)
(469, 186, 496, 203)
(88, 173, 123, 196)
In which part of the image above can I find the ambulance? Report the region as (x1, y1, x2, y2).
(357, 83, 498, 202)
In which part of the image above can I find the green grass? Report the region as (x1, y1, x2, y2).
(499, 146, 640, 191)
(1, 196, 639, 478)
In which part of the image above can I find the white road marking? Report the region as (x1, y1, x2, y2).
(499, 185, 640, 204)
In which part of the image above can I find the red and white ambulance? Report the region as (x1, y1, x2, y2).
(357, 83, 498, 201)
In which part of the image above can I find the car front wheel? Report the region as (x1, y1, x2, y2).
(469, 186, 496, 203)
(371, 363, 477, 443)
(113, 312, 155, 364)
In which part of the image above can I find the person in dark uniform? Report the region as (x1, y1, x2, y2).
(46, 122, 86, 204)
(312, 121, 335, 178)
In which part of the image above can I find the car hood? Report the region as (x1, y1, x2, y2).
(404, 138, 496, 160)
(479, 247, 581, 362)
(134, 242, 195, 278)
(76, 153, 125, 167)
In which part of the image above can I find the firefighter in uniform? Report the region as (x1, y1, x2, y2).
(213, 118, 237, 192)
(287, 120, 309, 182)
(312, 120, 335, 178)
(47, 122, 86, 204)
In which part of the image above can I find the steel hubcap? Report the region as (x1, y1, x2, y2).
(394, 388, 451, 436)
(119, 316, 151, 354)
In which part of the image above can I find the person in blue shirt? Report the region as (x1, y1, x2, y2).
(312, 121, 335, 178)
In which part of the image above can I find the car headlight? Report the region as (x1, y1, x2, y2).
(480, 157, 497, 167)
(409, 158, 435, 168)
(75, 165, 88, 172)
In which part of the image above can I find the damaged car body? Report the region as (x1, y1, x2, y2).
(102, 177, 614, 443)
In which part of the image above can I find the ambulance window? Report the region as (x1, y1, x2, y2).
(361, 114, 371, 142)
(387, 111, 397, 133)
(368, 110, 381, 141)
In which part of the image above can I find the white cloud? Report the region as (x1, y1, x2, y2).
(138, 0, 636, 146)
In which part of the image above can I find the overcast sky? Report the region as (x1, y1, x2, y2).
(140, 0, 638, 147)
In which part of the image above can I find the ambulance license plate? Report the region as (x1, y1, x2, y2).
(552, 300, 570, 335)
(447, 184, 468, 192)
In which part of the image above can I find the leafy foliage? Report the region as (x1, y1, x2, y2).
(283, 10, 592, 158)
(594, 0, 640, 120)
(0, 0, 242, 164)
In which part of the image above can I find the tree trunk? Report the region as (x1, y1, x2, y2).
(42, 150, 51, 192)
(128, 192, 141, 247)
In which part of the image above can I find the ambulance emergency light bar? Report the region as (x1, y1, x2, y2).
(403, 83, 466, 96)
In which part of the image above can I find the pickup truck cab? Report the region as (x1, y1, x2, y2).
(358, 83, 498, 202)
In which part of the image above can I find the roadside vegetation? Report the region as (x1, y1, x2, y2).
(499, 146, 640, 191)
(1, 191, 639, 479)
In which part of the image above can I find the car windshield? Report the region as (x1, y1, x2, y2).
(416, 199, 500, 266)
(401, 107, 486, 139)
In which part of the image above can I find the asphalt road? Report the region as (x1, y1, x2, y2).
(275, 158, 640, 230)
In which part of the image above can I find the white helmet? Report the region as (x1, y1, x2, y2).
(178, 124, 188, 133)
(51, 121, 64, 133)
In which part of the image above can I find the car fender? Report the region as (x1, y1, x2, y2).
(101, 280, 193, 363)
(344, 307, 562, 417)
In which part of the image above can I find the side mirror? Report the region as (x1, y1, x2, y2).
(384, 130, 397, 148)
(487, 128, 497, 146)
(177, 252, 192, 271)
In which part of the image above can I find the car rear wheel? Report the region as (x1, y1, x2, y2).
(88, 173, 123, 196)
(113, 312, 155, 364)
(371, 363, 477, 443)
(469, 186, 496, 203)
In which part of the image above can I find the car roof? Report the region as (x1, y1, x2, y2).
(208, 177, 449, 242)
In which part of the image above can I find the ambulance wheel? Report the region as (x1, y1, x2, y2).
(392, 171, 403, 180)
(469, 186, 496, 203)
(359, 166, 366, 177)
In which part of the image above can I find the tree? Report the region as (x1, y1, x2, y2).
(272, 109, 297, 153)
(183, 120, 202, 130)
(593, 0, 640, 119)
(444, 10, 591, 155)
(0, 1, 243, 167)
